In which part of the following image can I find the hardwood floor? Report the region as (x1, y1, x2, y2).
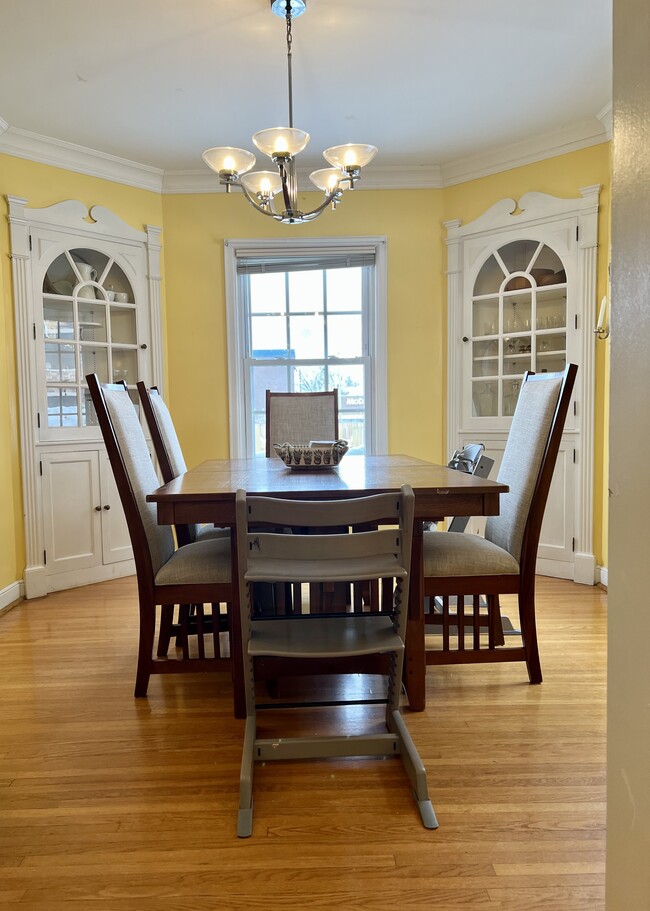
(0, 576, 607, 910)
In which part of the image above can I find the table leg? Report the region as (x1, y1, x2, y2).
(230, 530, 246, 719)
(405, 518, 426, 711)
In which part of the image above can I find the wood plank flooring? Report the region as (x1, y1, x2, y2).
(0, 576, 607, 910)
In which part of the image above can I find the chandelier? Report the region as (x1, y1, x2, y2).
(202, 0, 377, 225)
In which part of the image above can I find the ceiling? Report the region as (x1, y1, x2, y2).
(0, 0, 612, 185)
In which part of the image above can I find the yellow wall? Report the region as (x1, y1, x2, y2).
(0, 143, 610, 592)
(0, 155, 164, 592)
(161, 188, 445, 467)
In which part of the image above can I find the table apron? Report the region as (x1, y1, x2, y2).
(154, 490, 501, 528)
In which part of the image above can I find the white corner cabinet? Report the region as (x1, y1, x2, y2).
(445, 188, 600, 583)
(8, 198, 164, 597)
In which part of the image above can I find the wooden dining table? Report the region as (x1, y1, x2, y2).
(147, 453, 507, 717)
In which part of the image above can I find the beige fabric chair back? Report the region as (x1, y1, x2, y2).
(148, 390, 188, 478)
(102, 385, 175, 576)
(137, 383, 205, 545)
(266, 389, 338, 457)
(485, 373, 563, 562)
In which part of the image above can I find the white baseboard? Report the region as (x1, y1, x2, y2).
(535, 558, 575, 580)
(599, 566, 608, 588)
(46, 560, 136, 593)
(536, 553, 598, 585)
(0, 580, 24, 615)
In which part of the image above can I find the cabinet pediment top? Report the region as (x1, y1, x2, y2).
(8, 198, 156, 243)
(447, 189, 601, 240)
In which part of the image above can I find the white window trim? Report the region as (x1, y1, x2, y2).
(224, 236, 388, 459)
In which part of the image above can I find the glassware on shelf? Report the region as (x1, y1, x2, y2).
(473, 382, 497, 417)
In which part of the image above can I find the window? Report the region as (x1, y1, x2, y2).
(225, 238, 387, 458)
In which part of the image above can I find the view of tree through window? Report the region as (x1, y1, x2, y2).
(244, 265, 370, 457)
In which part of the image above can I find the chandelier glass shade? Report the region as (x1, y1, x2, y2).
(201, 0, 377, 225)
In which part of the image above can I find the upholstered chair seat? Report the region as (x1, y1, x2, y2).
(155, 536, 231, 586)
(423, 531, 519, 577)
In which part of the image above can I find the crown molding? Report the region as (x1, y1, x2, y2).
(0, 125, 163, 193)
(440, 114, 611, 187)
(0, 109, 611, 196)
(597, 102, 613, 139)
(161, 163, 443, 194)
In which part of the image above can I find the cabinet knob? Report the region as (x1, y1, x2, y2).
(140, 343, 148, 350)
(462, 336, 469, 343)
(103, 504, 111, 510)
(94, 505, 101, 511)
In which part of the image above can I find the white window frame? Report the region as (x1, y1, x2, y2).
(224, 236, 388, 459)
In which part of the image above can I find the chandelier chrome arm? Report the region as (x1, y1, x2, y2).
(236, 174, 346, 224)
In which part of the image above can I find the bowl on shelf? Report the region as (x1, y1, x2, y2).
(273, 440, 349, 469)
(538, 269, 567, 286)
(504, 276, 531, 291)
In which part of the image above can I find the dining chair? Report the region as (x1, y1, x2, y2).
(265, 388, 343, 612)
(87, 374, 234, 696)
(137, 381, 230, 658)
(137, 382, 228, 547)
(265, 388, 339, 456)
(419, 364, 578, 683)
(235, 484, 437, 837)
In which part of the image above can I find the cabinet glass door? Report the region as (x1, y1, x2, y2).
(470, 240, 567, 418)
(42, 248, 140, 428)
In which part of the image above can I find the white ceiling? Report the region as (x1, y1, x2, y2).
(0, 0, 612, 183)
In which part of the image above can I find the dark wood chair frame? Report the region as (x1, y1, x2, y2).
(88, 375, 234, 696)
(420, 364, 578, 684)
(136, 380, 233, 663)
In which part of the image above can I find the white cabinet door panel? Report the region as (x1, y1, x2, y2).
(41, 451, 101, 574)
(99, 455, 133, 564)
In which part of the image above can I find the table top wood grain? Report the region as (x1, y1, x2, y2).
(147, 454, 508, 526)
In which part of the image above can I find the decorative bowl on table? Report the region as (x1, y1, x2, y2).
(273, 440, 349, 469)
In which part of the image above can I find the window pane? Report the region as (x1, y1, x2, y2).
(289, 314, 325, 359)
(250, 364, 288, 411)
(251, 314, 288, 352)
(497, 240, 540, 274)
(110, 306, 137, 344)
(288, 270, 323, 313)
(253, 412, 266, 458)
(327, 314, 362, 358)
(81, 346, 109, 384)
(335, 365, 366, 453)
(474, 256, 506, 296)
(111, 348, 138, 385)
(45, 343, 76, 382)
(290, 366, 327, 392)
(79, 302, 107, 343)
(47, 387, 79, 427)
(103, 262, 134, 301)
(326, 267, 362, 312)
(250, 272, 285, 314)
(44, 300, 74, 340)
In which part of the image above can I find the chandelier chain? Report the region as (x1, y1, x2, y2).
(285, 3, 294, 128)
